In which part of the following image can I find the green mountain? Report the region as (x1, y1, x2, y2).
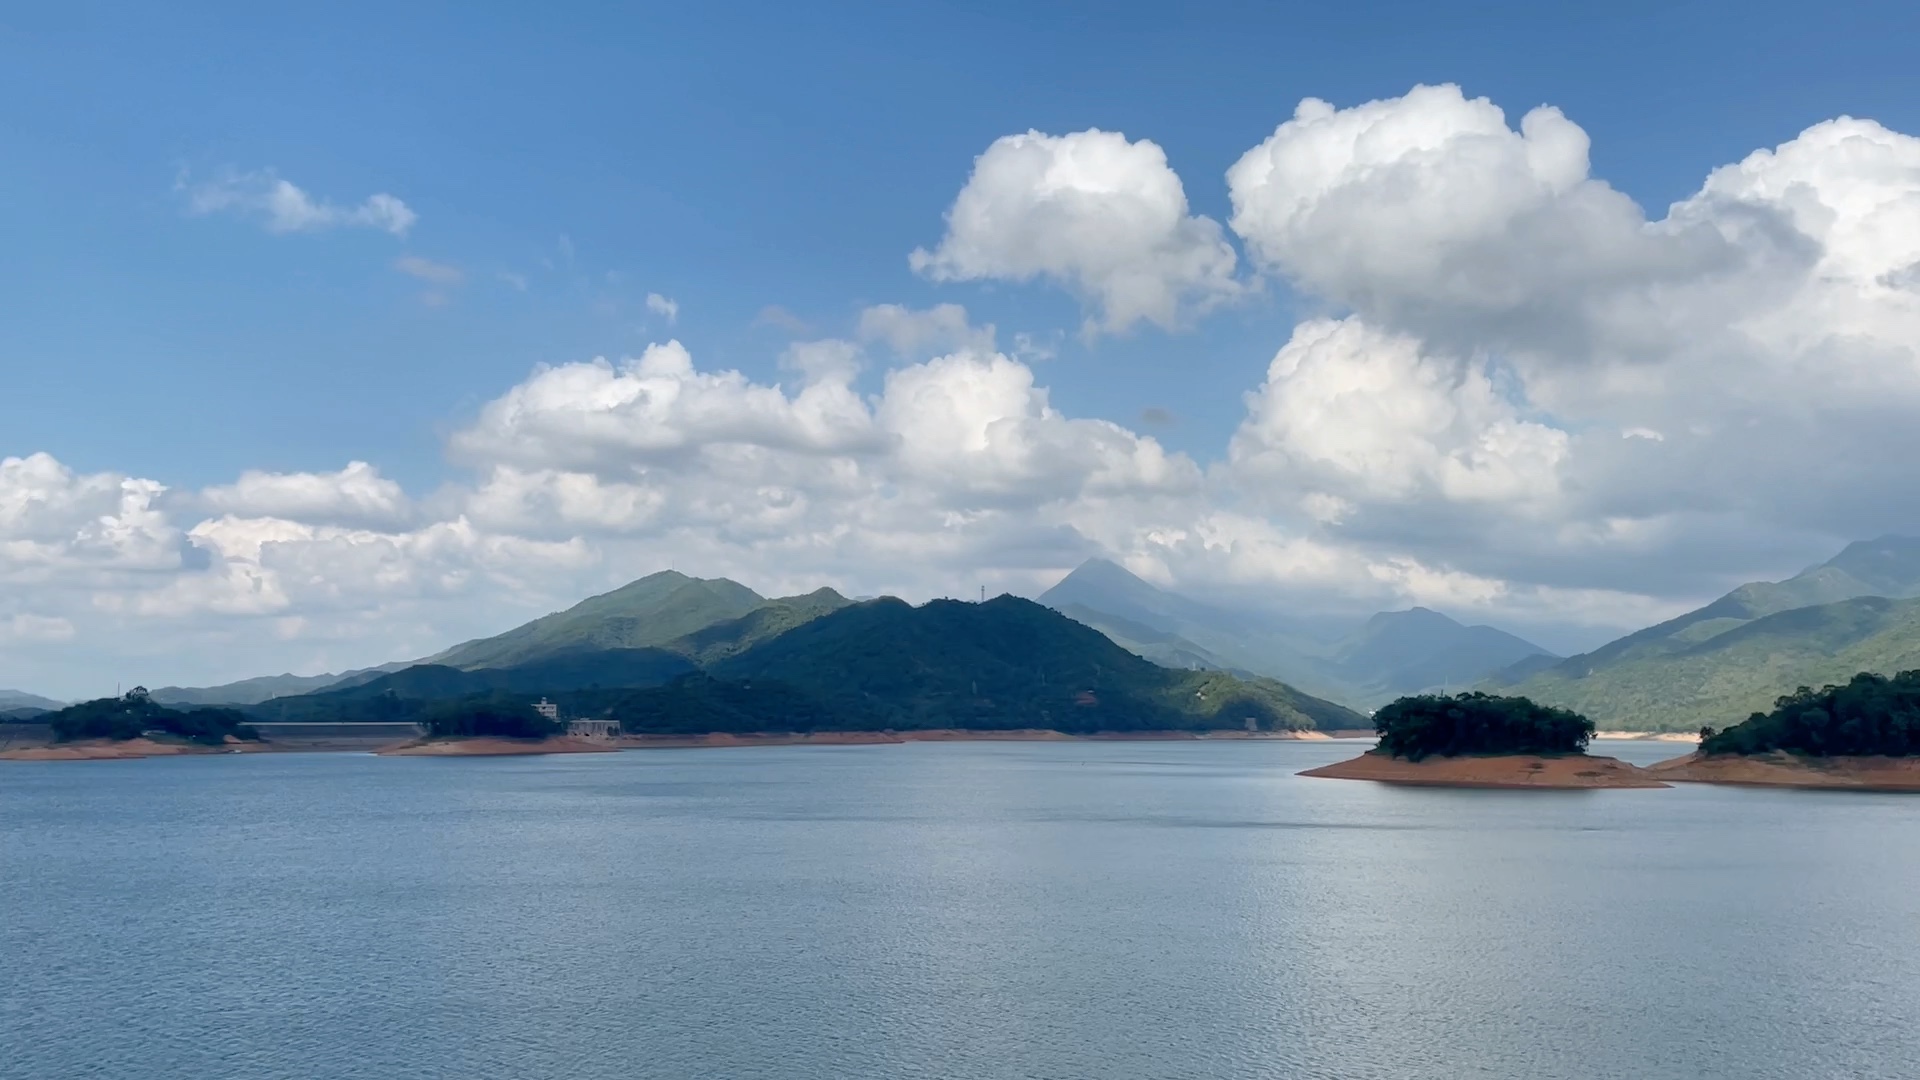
(703, 594, 1363, 733)
(427, 571, 767, 669)
(246, 581, 854, 723)
(1499, 537, 1920, 729)
(1039, 559, 1553, 709)
(250, 592, 1361, 735)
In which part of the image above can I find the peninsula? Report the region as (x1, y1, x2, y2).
(1650, 671, 1920, 790)
(0, 690, 265, 761)
(1301, 691, 1668, 789)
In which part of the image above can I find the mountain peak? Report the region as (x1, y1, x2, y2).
(1816, 535, 1920, 595)
(1363, 607, 1463, 633)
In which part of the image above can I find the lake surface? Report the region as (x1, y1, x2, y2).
(4, 739, 1918, 1079)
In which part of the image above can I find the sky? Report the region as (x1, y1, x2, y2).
(6, 0, 1920, 698)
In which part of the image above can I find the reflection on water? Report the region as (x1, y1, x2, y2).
(3, 739, 1917, 1079)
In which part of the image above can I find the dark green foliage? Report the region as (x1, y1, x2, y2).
(611, 675, 839, 734)
(249, 650, 695, 723)
(419, 695, 564, 740)
(45, 694, 260, 745)
(1701, 671, 1920, 757)
(1372, 691, 1594, 761)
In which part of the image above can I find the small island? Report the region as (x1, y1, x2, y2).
(1300, 691, 1668, 789)
(378, 696, 617, 756)
(1649, 672, 1920, 790)
(0, 688, 267, 761)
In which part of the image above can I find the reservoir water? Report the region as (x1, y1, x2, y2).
(4, 739, 1918, 1079)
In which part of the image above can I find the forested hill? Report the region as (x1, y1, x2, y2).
(698, 595, 1363, 733)
(1495, 537, 1920, 730)
(248, 594, 1366, 735)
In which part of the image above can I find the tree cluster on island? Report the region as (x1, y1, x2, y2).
(1699, 670, 1920, 757)
(43, 690, 261, 745)
(1371, 691, 1595, 761)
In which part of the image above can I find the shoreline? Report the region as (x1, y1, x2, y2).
(1594, 731, 1700, 743)
(0, 736, 273, 761)
(1648, 751, 1920, 790)
(1300, 749, 1670, 789)
(379, 736, 619, 757)
(3, 727, 1364, 760)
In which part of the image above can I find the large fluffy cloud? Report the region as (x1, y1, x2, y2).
(912, 129, 1246, 334)
(1228, 318, 1568, 510)
(1221, 85, 1920, 595)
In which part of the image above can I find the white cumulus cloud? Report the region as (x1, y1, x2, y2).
(912, 129, 1246, 334)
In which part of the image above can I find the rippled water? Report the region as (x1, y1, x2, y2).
(4, 739, 1918, 1079)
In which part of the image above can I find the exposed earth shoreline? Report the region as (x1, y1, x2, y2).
(1648, 751, 1920, 790)
(1300, 749, 1670, 789)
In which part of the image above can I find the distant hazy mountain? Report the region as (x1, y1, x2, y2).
(426, 571, 767, 670)
(1328, 608, 1555, 706)
(1499, 536, 1920, 729)
(0, 689, 64, 711)
(1037, 559, 1341, 694)
(1039, 558, 1553, 709)
(151, 664, 409, 707)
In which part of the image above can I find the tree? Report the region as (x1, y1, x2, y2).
(1372, 692, 1594, 761)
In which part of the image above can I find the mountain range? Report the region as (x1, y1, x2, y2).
(237, 580, 1363, 734)
(30, 536, 1920, 733)
(1493, 536, 1920, 729)
(1037, 559, 1555, 709)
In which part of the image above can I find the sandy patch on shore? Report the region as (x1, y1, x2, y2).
(0, 737, 270, 761)
(1300, 750, 1669, 788)
(379, 737, 619, 757)
(1648, 752, 1920, 790)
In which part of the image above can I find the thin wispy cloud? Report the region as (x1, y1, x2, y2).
(394, 256, 464, 285)
(180, 167, 416, 236)
(645, 292, 679, 324)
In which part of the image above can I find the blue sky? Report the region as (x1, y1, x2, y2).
(7, 0, 1920, 694)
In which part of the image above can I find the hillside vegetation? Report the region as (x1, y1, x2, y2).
(426, 571, 767, 669)
(1701, 671, 1920, 757)
(1497, 537, 1920, 730)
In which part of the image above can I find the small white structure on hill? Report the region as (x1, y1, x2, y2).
(533, 698, 560, 722)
